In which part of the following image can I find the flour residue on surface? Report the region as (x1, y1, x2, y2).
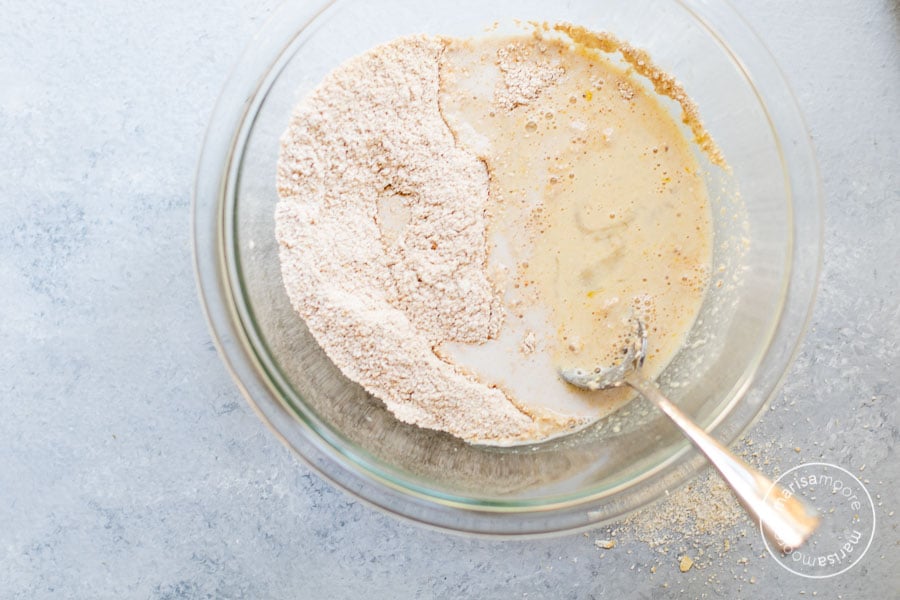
(276, 28, 720, 445)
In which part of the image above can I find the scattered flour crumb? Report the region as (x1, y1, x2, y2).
(520, 330, 537, 356)
(616, 80, 635, 101)
(494, 41, 566, 110)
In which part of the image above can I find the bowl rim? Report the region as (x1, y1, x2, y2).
(192, 0, 824, 536)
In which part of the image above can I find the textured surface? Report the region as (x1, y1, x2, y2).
(1, 0, 897, 598)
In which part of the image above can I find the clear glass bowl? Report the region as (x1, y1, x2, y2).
(193, 0, 822, 535)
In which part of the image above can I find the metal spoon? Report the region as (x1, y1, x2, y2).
(559, 319, 819, 551)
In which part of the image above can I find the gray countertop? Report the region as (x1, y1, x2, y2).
(2, 1, 898, 598)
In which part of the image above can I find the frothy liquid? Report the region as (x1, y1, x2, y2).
(438, 35, 712, 434)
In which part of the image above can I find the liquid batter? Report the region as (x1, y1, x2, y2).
(438, 34, 712, 432)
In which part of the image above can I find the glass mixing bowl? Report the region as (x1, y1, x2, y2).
(193, 0, 822, 535)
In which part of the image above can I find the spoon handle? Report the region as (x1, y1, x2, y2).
(624, 372, 819, 551)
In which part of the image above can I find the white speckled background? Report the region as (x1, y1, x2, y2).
(2, 1, 897, 597)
